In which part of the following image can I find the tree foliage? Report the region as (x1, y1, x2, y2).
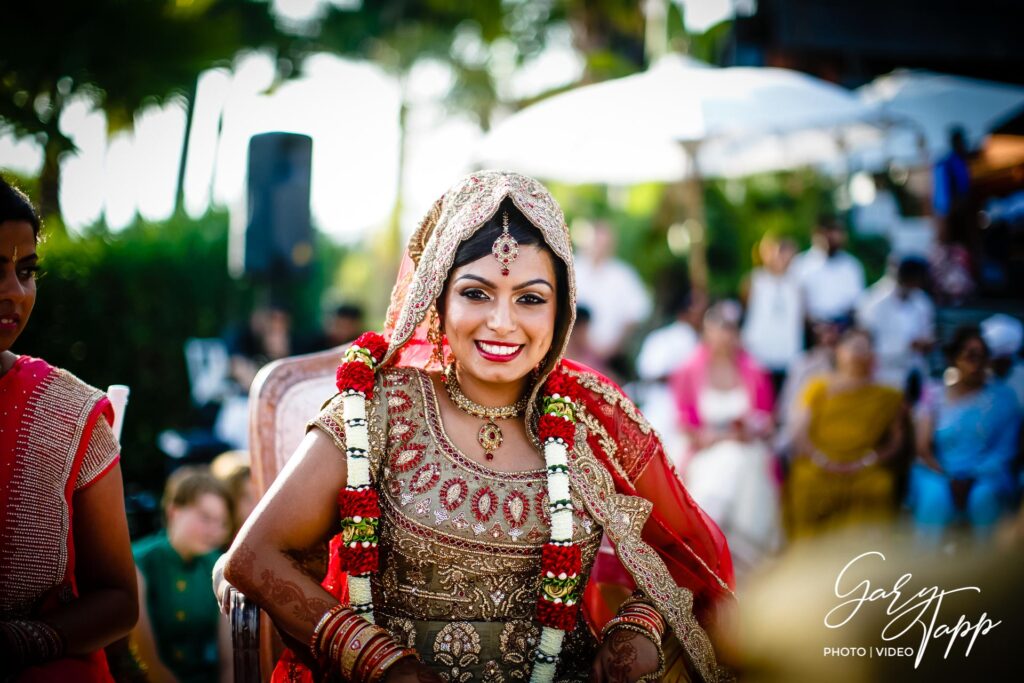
(0, 0, 293, 220)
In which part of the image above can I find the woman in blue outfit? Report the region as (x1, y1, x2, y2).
(909, 325, 1022, 538)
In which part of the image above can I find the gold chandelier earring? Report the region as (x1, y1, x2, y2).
(428, 305, 447, 372)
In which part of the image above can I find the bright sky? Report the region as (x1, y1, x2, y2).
(0, 27, 585, 242)
(677, 0, 735, 33)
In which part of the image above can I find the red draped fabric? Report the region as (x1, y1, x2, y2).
(0, 356, 117, 682)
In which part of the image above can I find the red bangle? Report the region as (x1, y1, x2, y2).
(618, 601, 666, 638)
(326, 612, 364, 665)
(336, 620, 375, 679)
(353, 632, 393, 681)
(368, 647, 418, 682)
(310, 604, 347, 661)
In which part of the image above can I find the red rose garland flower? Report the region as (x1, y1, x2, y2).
(353, 332, 389, 364)
(334, 331, 388, 620)
(538, 414, 576, 444)
(531, 367, 584, 681)
(336, 361, 374, 397)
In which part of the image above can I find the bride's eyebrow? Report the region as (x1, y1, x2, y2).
(455, 274, 552, 291)
(455, 274, 495, 287)
(513, 278, 553, 291)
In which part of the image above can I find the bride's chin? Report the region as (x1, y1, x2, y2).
(460, 362, 533, 387)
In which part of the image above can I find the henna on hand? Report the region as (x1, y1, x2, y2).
(256, 567, 332, 621)
(232, 542, 333, 621)
(606, 629, 639, 683)
(286, 541, 329, 578)
(593, 628, 661, 683)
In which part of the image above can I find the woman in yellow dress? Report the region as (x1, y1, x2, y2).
(787, 329, 906, 539)
(221, 171, 735, 682)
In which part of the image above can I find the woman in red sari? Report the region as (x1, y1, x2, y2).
(0, 177, 138, 681)
(223, 172, 734, 682)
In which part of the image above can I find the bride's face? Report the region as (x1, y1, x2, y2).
(442, 244, 557, 390)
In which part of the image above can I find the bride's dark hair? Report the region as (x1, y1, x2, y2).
(441, 197, 571, 351)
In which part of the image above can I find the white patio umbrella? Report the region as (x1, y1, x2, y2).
(853, 70, 1024, 169)
(476, 54, 883, 183)
(476, 54, 883, 284)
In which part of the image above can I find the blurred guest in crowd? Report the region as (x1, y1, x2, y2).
(210, 451, 256, 543)
(574, 220, 651, 363)
(908, 326, 1022, 541)
(775, 319, 844, 455)
(564, 304, 610, 377)
(216, 303, 296, 450)
(131, 467, 232, 683)
(226, 303, 294, 392)
(929, 127, 977, 304)
(929, 240, 975, 305)
(856, 256, 934, 390)
(791, 215, 865, 323)
(981, 313, 1024, 409)
(302, 302, 364, 353)
(671, 301, 781, 574)
(741, 235, 803, 393)
(636, 287, 701, 464)
(786, 329, 906, 539)
(0, 177, 138, 680)
(933, 126, 972, 235)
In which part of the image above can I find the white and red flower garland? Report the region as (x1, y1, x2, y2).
(335, 332, 389, 622)
(335, 332, 581, 682)
(530, 371, 582, 683)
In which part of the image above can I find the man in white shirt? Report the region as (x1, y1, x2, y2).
(856, 257, 935, 389)
(982, 313, 1024, 410)
(574, 221, 652, 362)
(791, 216, 866, 323)
(742, 235, 803, 392)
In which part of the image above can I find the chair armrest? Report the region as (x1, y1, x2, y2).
(229, 586, 261, 683)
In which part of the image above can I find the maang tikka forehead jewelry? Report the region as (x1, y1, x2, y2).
(491, 210, 519, 276)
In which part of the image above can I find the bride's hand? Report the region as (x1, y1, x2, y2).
(382, 656, 444, 683)
(590, 628, 661, 682)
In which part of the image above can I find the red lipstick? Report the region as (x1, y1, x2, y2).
(474, 340, 524, 363)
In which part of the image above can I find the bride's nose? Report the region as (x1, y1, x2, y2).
(486, 299, 517, 335)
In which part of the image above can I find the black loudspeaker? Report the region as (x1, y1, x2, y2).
(240, 132, 313, 279)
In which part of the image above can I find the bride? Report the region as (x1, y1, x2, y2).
(222, 171, 735, 682)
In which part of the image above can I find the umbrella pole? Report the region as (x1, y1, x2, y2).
(680, 141, 709, 293)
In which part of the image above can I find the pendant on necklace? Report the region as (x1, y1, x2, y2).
(478, 419, 503, 461)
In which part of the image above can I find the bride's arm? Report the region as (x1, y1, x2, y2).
(222, 429, 343, 647)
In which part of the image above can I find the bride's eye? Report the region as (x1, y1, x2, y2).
(460, 288, 489, 301)
(517, 293, 547, 305)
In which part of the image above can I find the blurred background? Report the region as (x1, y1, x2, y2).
(3, 3, 1024, 674)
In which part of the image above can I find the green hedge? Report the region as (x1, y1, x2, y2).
(17, 210, 344, 491)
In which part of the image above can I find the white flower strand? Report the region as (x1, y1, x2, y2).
(348, 576, 375, 624)
(530, 420, 576, 683)
(341, 350, 376, 621)
(550, 508, 573, 542)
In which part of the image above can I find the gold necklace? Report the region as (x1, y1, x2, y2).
(444, 365, 529, 460)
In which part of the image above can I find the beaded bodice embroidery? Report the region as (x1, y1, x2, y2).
(314, 367, 602, 680)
